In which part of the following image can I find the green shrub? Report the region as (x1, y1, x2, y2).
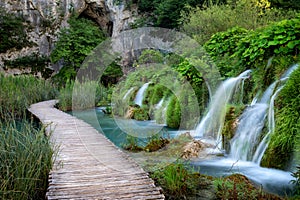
(181, 0, 298, 44)
(235, 17, 300, 69)
(50, 15, 106, 85)
(166, 95, 181, 129)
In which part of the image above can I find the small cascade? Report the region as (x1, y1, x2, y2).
(252, 86, 284, 163)
(134, 82, 150, 106)
(230, 64, 299, 163)
(230, 103, 269, 160)
(123, 87, 135, 100)
(155, 98, 164, 109)
(195, 70, 251, 148)
(154, 98, 169, 125)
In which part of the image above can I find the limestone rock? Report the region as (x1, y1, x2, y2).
(181, 140, 204, 159)
(0, 0, 137, 72)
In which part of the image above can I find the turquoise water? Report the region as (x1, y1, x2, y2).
(70, 108, 296, 197)
(70, 108, 178, 148)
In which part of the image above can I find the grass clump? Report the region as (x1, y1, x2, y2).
(150, 162, 214, 199)
(0, 120, 54, 199)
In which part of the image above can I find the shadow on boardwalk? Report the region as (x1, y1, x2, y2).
(29, 100, 164, 200)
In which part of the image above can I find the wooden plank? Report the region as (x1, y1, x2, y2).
(28, 100, 164, 200)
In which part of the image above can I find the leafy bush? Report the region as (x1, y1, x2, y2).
(136, 0, 204, 28)
(166, 95, 181, 128)
(181, 0, 298, 44)
(50, 15, 106, 84)
(235, 17, 300, 69)
(144, 135, 170, 152)
(122, 135, 144, 152)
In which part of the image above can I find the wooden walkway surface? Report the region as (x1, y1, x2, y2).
(29, 100, 164, 200)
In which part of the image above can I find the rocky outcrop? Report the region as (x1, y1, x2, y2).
(0, 0, 137, 73)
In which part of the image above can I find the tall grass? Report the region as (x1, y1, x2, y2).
(0, 74, 57, 119)
(0, 73, 57, 199)
(0, 120, 54, 199)
(58, 80, 109, 111)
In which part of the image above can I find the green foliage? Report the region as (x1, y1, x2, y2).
(261, 66, 300, 169)
(0, 120, 54, 199)
(181, 0, 298, 44)
(50, 15, 106, 84)
(166, 95, 181, 128)
(137, 0, 203, 28)
(204, 17, 300, 79)
(4, 53, 53, 79)
(204, 27, 248, 76)
(0, 7, 31, 53)
(0, 74, 57, 120)
(235, 17, 300, 69)
(269, 0, 300, 9)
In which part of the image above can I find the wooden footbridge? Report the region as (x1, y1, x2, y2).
(29, 100, 164, 200)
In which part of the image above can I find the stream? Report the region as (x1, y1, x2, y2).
(71, 108, 296, 197)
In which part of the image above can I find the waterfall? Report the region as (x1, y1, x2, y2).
(155, 98, 164, 109)
(252, 86, 284, 163)
(230, 64, 299, 163)
(134, 82, 150, 106)
(195, 70, 251, 148)
(123, 87, 134, 100)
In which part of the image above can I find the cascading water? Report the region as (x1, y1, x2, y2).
(134, 82, 150, 106)
(123, 87, 135, 100)
(195, 70, 251, 148)
(230, 64, 299, 163)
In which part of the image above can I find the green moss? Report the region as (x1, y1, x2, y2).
(166, 95, 181, 129)
(261, 65, 300, 169)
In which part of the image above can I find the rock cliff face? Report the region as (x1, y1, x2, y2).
(0, 0, 136, 73)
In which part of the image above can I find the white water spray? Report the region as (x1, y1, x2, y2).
(195, 70, 251, 148)
(134, 82, 150, 106)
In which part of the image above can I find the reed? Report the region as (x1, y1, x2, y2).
(0, 74, 57, 199)
(0, 120, 54, 199)
(0, 74, 57, 119)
